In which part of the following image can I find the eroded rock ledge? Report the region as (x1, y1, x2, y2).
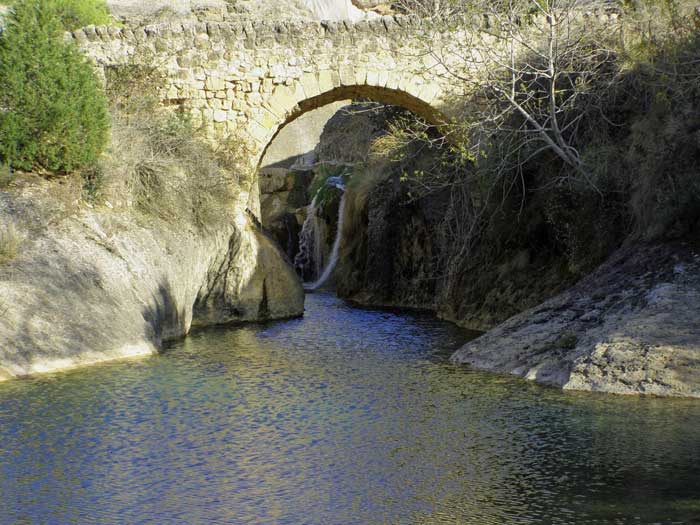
(451, 242, 700, 398)
(0, 176, 303, 381)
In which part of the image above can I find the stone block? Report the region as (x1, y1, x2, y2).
(266, 86, 297, 118)
(339, 65, 355, 86)
(317, 70, 335, 93)
(300, 73, 321, 99)
(213, 110, 228, 123)
(366, 69, 380, 87)
(205, 76, 226, 91)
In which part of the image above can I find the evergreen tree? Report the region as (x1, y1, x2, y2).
(0, 0, 109, 173)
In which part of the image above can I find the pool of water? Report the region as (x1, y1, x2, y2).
(1, 293, 700, 524)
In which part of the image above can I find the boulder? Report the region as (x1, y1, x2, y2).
(451, 242, 700, 398)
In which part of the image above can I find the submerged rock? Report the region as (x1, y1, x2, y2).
(451, 242, 700, 398)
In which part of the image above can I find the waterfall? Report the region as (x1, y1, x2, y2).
(294, 174, 347, 291)
(294, 195, 322, 279)
(305, 192, 346, 291)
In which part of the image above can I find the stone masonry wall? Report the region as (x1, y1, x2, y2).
(68, 16, 456, 167)
(70, 10, 618, 213)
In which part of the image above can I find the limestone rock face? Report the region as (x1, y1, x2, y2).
(0, 176, 303, 380)
(451, 243, 700, 398)
(193, 221, 304, 325)
(303, 0, 369, 21)
(106, 0, 374, 23)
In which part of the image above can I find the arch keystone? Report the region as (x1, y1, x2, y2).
(300, 72, 321, 99)
(338, 65, 355, 86)
(266, 85, 299, 118)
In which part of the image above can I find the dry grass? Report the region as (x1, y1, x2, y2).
(0, 224, 22, 263)
(0, 165, 14, 190)
(100, 109, 240, 230)
(95, 52, 247, 231)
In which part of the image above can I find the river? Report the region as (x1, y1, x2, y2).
(1, 293, 699, 524)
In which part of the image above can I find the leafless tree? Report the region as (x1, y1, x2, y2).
(366, 0, 624, 290)
(394, 0, 621, 189)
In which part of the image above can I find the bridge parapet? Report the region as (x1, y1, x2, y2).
(66, 15, 428, 49)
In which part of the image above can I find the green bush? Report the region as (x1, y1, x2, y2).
(50, 0, 112, 29)
(0, 0, 109, 174)
(10, 0, 113, 30)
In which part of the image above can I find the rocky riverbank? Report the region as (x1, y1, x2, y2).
(278, 102, 700, 398)
(451, 242, 700, 398)
(0, 173, 303, 381)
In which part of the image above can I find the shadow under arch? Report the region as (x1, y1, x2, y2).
(256, 84, 450, 171)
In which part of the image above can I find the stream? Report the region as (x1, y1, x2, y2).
(1, 293, 699, 524)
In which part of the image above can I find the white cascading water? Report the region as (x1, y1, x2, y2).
(295, 175, 346, 291)
(294, 195, 322, 279)
(305, 192, 346, 291)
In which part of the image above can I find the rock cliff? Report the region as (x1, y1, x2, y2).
(0, 173, 303, 380)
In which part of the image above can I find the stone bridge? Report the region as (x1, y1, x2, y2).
(68, 16, 461, 193)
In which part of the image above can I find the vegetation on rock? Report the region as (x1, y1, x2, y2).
(6, 0, 112, 29)
(95, 50, 242, 230)
(0, 0, 109, 174)
(335, 0, 700, 327)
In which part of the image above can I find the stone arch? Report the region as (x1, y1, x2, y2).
(255, 82, 449, 170)
(246, 69, 450, 170)
(69, 18, 459, 209)
(246, 77, 450, 219)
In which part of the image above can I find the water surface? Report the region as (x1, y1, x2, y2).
(1, 293, 699, 524)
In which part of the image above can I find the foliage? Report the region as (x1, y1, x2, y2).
(80, 163, 103, 202)
(97, 50, 240, 229)
(104, 57, 166, 116)
(8, 0, 113, 29)
(0, 0, 109, 174)
(309, 164, 351, 209)
(340, 0, 700, 321)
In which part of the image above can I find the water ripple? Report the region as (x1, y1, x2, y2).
(1, 293, 699, 524)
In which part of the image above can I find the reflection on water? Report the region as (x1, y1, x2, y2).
(1, 293, 700, 524)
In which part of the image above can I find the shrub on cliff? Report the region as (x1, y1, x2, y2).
(7, 0, 112, 29)
(96, 54, 240, 229)
(0, 0, 109, 174)
(48, 0, 112, 30)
